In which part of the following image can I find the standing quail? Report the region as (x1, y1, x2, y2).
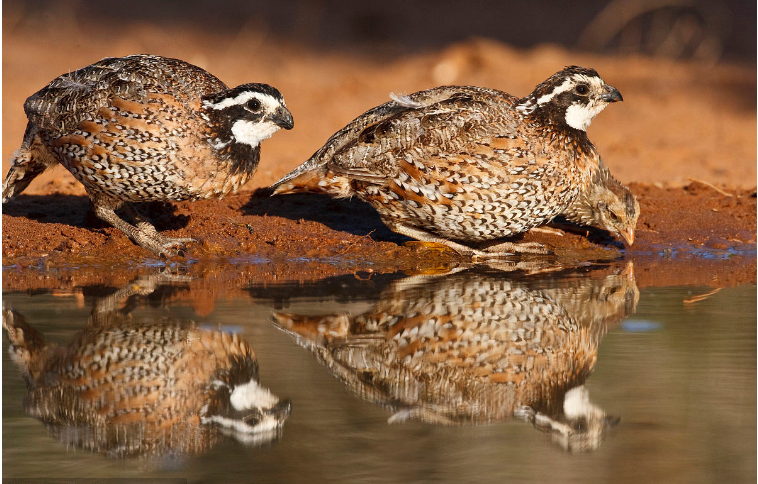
(272, 66, 621, 258)
(558, 158, 639, 245)
(2, 54, 293, 257)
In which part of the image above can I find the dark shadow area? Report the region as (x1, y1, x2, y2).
(243, 189, 410, 244)
(2, 195, 191, 231)
(6, 0, 755, 60)
(2, 194, 91, 226)
(550, 217, 627, 250)
(246, 271, 406, 310)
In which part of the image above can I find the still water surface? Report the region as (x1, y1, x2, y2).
(3, 264, 755, 483)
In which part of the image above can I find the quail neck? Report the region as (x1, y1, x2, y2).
(516, 66, 622, 133)
(202, 83, 293, 176)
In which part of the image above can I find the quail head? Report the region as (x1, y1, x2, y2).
(272, 66, 621, 258)
(559, 159, 639, 246)
(2, 54, 293, 257)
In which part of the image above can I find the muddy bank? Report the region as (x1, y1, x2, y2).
(2, 25, 756, 292)
(2, 181, 755, 292)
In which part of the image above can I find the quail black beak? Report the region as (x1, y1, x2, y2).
(269, 106, 294, 130)
(601, 86, 623, 103)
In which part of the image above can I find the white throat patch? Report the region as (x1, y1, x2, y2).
(564, 100, 608, 131)
(232, 119, 281, 147)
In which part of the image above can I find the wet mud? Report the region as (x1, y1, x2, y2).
(2, 181, 755, 294)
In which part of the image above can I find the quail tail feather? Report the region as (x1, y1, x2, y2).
(272, 167, 353, 198)
(271, 157, 328, 194)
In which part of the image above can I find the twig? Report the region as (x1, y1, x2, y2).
(683, 287, 722, 304)
(530, 227, 565, 236)
(686, 178, 733, 197)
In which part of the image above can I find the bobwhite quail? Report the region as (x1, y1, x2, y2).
(273, 266, 637, 450)
(2, 308, 291, 457)
(272, 66, 621, 258)
(556, 158, 639, 245)
(2, 54, 293, 257)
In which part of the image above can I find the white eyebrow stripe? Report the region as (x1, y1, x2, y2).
(204, 91, 281, 111)
(205, 92, 257, 110)
(536, 78, 574, 105)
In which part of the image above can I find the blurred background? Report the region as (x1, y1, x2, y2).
(3, 0, 756, 192)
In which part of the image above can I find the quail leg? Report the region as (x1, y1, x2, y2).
(388, 222, 483, 257)
(389, 222, 551, 259)
(93, 201, 193, 257)
(121, 203, 196, 245)
(479, 240, 552, 256)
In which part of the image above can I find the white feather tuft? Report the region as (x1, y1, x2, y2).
(390, 92, 424, 108)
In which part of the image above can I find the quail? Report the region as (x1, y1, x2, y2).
(558, 159, 639, 245)
(274, 266, 637, 451)
(272, 66, 621, 258)
(2, 54, 293, 257)
(2, 306, 290, 458)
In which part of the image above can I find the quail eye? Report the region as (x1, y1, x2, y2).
(246, 99, 262, 112)
(575, 84, 589, 95)
(609, 212, 621, 221)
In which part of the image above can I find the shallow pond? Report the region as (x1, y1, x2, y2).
(3, 261, 756, 483)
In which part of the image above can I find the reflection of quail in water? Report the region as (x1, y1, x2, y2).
(274, 266, 638, 451)
(272, 66, 622, 257)
(558, 159, 639, 245)
(2, 307, 290, 458)
(2, 54, 293, 257)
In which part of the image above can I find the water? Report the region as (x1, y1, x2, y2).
(3, 263, 755, 483)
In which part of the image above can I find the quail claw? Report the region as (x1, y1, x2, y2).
(478, 240, 553, 257)
(140, 235, 196, 259)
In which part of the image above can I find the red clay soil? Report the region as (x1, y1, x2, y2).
(2, 181, 755, 291)
(2, 21, 756, 292)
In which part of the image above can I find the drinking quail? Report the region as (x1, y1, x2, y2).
(558, 159, 639, 245)
(2, 54, 293, 257)
(272, 66, 621, 258)
(273, 266, 637, 450)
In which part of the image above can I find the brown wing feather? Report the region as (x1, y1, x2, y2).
(323, 87, 519, 182)
(273, 85, 517, 188)
(24, 55, 228, 133)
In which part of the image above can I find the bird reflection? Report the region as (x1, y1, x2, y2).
(2, 273, 290, 459)
(274, 263, 638, 452)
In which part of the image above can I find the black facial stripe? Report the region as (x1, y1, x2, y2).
(227, 104, 267, 122)
(624, 193, 637, 217)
